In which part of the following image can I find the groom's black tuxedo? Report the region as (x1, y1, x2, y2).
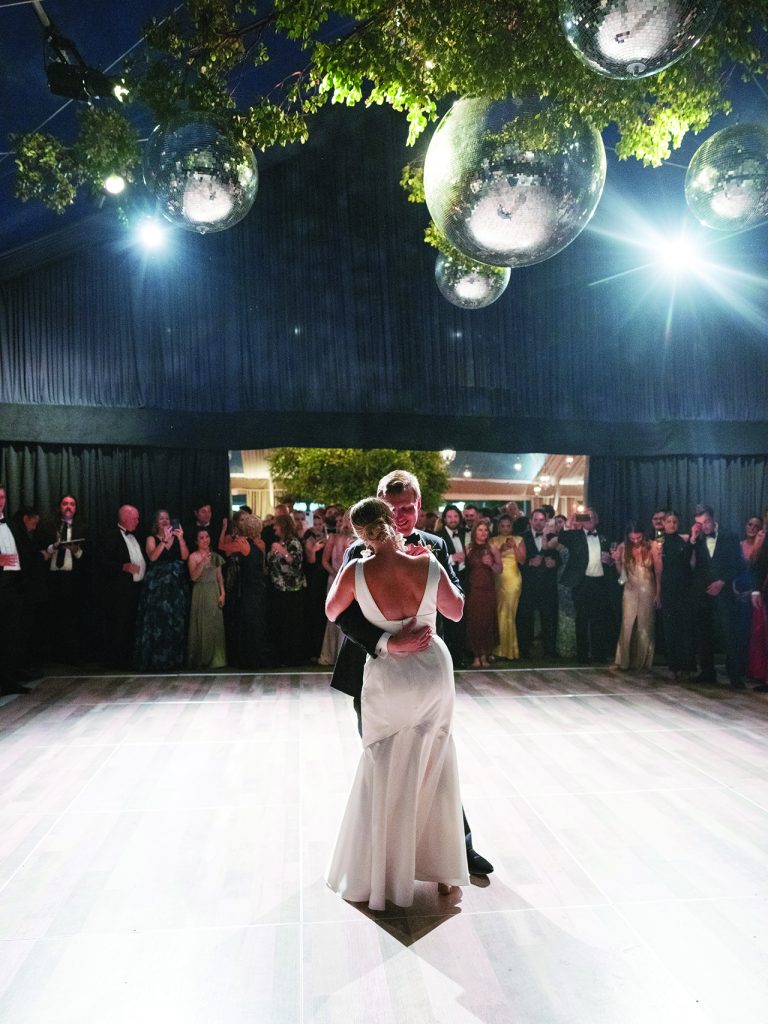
(330, 529, 462, 698)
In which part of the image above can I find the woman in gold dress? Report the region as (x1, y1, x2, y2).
(490, 514, 526, 660)
(612, 525, 658, 672)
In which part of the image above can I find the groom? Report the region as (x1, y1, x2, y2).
(331, 469, 494, 876)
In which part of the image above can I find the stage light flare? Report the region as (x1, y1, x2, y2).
(136, 217, 167, 250)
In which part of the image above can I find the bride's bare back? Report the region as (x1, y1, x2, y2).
(361, 551, 431, 621)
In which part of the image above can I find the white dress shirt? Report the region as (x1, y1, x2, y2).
(585, 531, 604, 577)
(0, 521, 20, 571)
(120, 528, 146, 582)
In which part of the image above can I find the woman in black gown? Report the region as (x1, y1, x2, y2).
(652, 511, 695, 680)
(219, 513, 270, 668)
(134, 509, 189, 671)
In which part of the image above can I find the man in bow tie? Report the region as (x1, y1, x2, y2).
(689, 503, 745, 687)
(517, 508, 560, 660)
(0, 483, 30, 696)
(330, 469, 494, 876)
(40, 494, 88, 664)
(96, 504, 146, 668)
(437, 504, 469, 667)
(558, 508, 619, 664)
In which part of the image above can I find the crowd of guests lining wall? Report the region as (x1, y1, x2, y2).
(2, 483, 768, 696)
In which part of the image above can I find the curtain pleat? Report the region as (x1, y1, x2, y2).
(0, 443, 230, 535)
(1, 104, 767, 454)
(588, 455, 768, 541)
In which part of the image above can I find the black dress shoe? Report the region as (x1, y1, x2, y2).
(466, 847, 494, 875)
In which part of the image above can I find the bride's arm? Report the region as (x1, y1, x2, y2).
(326, 561, 356, 621)
(436, 562, 465, 622)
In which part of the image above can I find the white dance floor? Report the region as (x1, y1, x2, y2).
(0, 667, 766, 1023)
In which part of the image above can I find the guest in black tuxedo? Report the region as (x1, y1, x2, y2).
(437, 503, 469, 667)
(689, 504, 747, 688)
(517, 508, 560, 659)
(12, 506, 48, 680)
(0, 485, 30, 695)
(96, 504, 146, 668)
(184, 500, 215, 551)
(330, 470, 493, 876)
(558, 508, 618, 663)
(39, 494, 89, 664)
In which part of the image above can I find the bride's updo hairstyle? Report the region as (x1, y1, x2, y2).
(349, 497, 403, 549)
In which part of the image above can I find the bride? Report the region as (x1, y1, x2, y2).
(325, 496, 469, 910)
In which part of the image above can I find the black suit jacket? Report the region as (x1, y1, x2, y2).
(97, 527, 144, 598)
(558, 528, 613, 590)
(520, 531, 560, 589)
(690, 529, 743, 599)
(330, 530, 462, 698)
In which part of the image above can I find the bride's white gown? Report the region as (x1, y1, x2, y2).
(326, 555, 469, 910)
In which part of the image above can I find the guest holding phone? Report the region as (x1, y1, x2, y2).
(134, 509, 189, 672)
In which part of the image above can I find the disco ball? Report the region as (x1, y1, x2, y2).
(424, 96, 605, 268)
(143, 115, 258, 234)
(434, 253, 510, 309)
(559, 0, 720, 79)
(685, 124, 768, 231)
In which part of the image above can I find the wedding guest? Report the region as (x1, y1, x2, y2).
(303, 510, 329, 661)
(134, 509, 189, 672)
(187, 529, 226, 669)
(437, 504, 469, 667)
(747, 543, 768, 692)
(465, 520, 502, 667)
(741, 515, 765, 563)
(462, 504, 480, 532)
(651, 511, 695, 681)
(612, 524, 657, 672)
(219, 513, 269, 669)
(516, 508, 560, 660)
(96, 504, 146, 668)
(40, 494, 88, 664)
(0, 485, 29, 695)
(319, 510, 354, 666)
(184, 500, 215, 550)
(490, 514, 525, 660)
(11, 506, 47, 681)
(267, 513, 306, 666)
(558, 508, 618, 664)
(690, 504, 745, 687)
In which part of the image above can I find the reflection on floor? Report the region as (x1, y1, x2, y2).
(0, 667, 766, 1024)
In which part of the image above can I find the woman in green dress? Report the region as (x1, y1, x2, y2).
(187, 529, 226, 669)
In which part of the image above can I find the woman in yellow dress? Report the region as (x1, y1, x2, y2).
(490, 514, 526, 660)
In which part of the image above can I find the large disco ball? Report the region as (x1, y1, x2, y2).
(559, 0, 720, 79)
(685, 124, 768, 231)
(434, 253, 510, 309)
(423, 96, 606, 268)
(143, 115, 258, 234)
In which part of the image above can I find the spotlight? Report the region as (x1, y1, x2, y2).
(565, 455, 574, 465)
(656, 234, 702, 276)
(103, 174, 126, 195)
(513, 460, 522, 472)
(136, 217, 167, 250)
(462, 466, 472, 479)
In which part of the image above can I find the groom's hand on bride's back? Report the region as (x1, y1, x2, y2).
(388, 618, 432, 654)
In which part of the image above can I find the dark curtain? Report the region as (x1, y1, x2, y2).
(588, 455, 768, 542)
(0, 442, 230, 536)
(2, 105, 768, 455)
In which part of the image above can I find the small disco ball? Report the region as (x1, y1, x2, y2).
(423, 96, 605, 268)
(143, 115, 258, 234)
(685, 124, 768, 231)
(559, 0, 720, 80)
(434, 253, 511, 309)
